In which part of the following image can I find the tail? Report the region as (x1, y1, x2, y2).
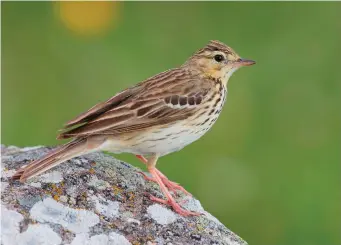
(12, 138, 89, 182)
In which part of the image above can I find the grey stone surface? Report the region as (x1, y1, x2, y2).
(1, 145, 247, 245)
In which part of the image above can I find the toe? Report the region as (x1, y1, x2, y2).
(138, 171, 156, 182)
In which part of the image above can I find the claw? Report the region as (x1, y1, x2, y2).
(149, 195, 169, 205)
(138, 171, 156, 182)
(179, 198, 190, 206)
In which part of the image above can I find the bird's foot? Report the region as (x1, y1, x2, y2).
(160, 175, 192, 196)
(138, 171, 191, 196)
(149, 195, 201, 216)
(136, 155, 198, 216)
(136, 155, 192, 197)
(138, 171, 155, 182)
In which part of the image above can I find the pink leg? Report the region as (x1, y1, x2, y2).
(136, 155, 157, 182)
(147, 166, 200, 216)
(136, 155, 191, 196)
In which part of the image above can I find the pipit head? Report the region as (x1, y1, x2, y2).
(184, 40, 255, 84)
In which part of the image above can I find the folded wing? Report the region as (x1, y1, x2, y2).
(58, 69, 212, 139)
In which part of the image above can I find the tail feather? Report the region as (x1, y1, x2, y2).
(12, 139, 88, 182)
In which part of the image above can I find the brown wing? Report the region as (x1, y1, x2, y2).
(64, 86, 141, 128)
(58, 68, 212, 139)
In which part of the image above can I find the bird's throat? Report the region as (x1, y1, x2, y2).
(222, 68, 237, 85)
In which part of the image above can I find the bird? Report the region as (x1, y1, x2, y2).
(12, 40, 255, 216)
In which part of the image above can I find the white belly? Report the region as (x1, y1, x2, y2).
(99, 120, 210, 156)
(130, 123, 205, 156)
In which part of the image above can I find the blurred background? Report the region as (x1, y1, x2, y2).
(2, 2, 340, 245)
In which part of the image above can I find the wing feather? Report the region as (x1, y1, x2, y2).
(64, 87, 140, 128)
(58, 68, 213, 139)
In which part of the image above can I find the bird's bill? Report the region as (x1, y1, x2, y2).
(234, 58, 256, 67)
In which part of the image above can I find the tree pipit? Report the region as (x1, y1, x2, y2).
(13, 40, 255, 216)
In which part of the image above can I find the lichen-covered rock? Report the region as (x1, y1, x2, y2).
(1, 145, 247, 245)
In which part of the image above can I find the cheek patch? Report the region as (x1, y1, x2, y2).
(210, 63, 221, 71)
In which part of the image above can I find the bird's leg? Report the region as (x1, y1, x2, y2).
(136, 155, 191, 196)
(136, 155, 155, 181)
(145, 154, 199, 216)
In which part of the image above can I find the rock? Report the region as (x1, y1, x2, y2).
(0, 145, 247, 245)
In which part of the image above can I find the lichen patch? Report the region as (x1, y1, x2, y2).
(15, 224, 62, 245)
(108, 232, 132, 245)
(69, 233, 89, 245)
(30, 197, 99, 233)
(39, 171, 63, 183)
(1, 168, 16, 178)
(147, 204, 177, 225)
(94, 198, 120, 219)
(126, 217, 141, 225)
(89, 234, 110, 244)
(1, 182, 9, 191)
(29, 182, 42, 188)
(88, 175, 110, 190)
(182, 196, 204, 213)
(1, 205, 24, 245)
(70, 232, 131, 245)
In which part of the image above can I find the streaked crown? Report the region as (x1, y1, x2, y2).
(195, 40, 239, 59)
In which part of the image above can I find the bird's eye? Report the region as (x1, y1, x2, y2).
(214, 54, 225, 62)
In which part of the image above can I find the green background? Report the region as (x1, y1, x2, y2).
(2, 2, 340, 245)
